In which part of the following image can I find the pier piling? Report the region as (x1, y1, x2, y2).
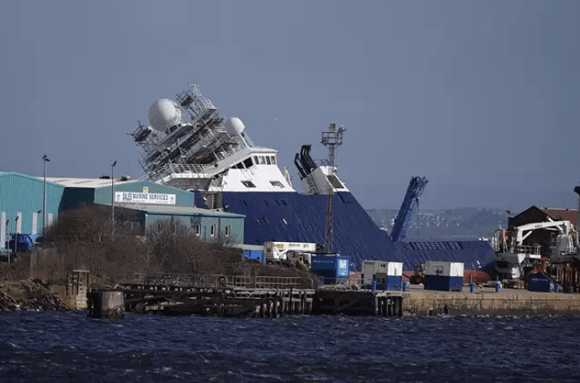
(88, 290, 124, 319)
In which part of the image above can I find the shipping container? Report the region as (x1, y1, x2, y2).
(424, 260, 464, 291)
(311, 255, 349, 284)
(242, 249, 265, 263)
(528, 271, 554, 292)
(361, 260, 403, 290)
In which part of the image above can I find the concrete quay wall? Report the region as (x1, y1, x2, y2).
(403, 287, 580, 316)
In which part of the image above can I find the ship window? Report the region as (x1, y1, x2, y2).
(210, 224, 216, 237)
(266, 156, 271, 165)
(234, 162, 244, 169)
(243, 158, 253, 168)
(270, 181, 284, 188)
(254, 156, 259, 165)
(194, 224, 201, 236)
(259, 156, 265, 164)
(241, 181, 256, 188)
(225, 224, 231, 237)
(326, 175, 344, 189)
(271, 156, 276, 164)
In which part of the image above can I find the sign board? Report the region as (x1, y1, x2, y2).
(115, 191, 176, 205)
(337, 259, 349, 277)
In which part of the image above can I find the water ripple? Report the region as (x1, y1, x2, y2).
(1, 311, 580, 382)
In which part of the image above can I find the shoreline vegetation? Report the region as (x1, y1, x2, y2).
(0, 206, 313, 312)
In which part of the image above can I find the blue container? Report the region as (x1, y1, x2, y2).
(495, 281, 501, 293)
(424, 275, 463, 291)
(528, 272, 554, 292)
(383, 276, 403, 291)
(242, 249, 265, 263)
(311, 256, 350, 284)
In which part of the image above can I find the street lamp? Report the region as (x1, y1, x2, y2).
(111, 161, 117, 237)
(13, 215, 19, 259)
(42, 155, 50, 239)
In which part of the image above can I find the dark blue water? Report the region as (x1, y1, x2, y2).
(1, 312, 580, 382)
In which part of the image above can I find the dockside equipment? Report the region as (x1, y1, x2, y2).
(310, 255, 350, 285)
(424, 261, 464, 291)
(361, 261, 403, 290)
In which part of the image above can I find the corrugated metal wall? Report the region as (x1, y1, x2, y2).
(0, 173, 241, 250)
(144, 212, 244, 243)
(0, 173, 65, 249)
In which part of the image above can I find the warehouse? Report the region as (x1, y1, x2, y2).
(0, 172, 65, 249)
(110, 204, 244, 242)
(0, 172, 244, 250)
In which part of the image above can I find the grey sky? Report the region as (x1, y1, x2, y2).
(1, 0, 579, 211)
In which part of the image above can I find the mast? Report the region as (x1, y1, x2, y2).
(321, 123, 345, 253)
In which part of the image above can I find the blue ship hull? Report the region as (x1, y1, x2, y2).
(196, 190, 495, 273)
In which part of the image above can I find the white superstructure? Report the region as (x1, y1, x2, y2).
(132, 84, 348, 197)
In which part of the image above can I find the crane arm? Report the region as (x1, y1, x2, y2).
(515, 221, 570, 244)
(390, 176, 428, 242)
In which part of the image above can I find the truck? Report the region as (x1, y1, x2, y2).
(263, 241, 319, 266)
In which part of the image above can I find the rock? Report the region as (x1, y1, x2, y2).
(0, 279, 69, 312)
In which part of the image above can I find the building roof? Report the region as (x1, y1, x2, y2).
(538, 207, 578, 227)
(42, 176, 137, 188)
(510, 206, 579, 229)
(1, 172, 64, 188)
(103, 202, 245, 218)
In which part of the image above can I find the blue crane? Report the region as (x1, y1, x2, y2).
(390, 176, 428, 242)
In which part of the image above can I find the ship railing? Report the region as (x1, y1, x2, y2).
(513, 244, 542, 256)
(147, 163, 216, 182)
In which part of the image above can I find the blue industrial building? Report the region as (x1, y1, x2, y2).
(0, 172, 65, 250)
(0, 172, 244, 251)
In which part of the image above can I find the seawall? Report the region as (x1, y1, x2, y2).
(403, 285, 580, 316)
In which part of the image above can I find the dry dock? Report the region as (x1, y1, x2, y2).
(403, 284, 580, 316)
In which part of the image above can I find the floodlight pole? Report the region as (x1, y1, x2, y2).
(111, 161, 117, 239)
(42, 155, 50, 239)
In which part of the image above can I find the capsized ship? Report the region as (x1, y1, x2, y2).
(131, 84, 495, 272)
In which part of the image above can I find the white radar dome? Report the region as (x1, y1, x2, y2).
(225, 117, 245, 136)
(148, 99, 182, 132)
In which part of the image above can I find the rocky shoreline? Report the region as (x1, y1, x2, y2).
(0, 279, 69, 312)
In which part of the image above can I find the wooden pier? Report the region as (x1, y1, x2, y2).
(119, 274, 316, 318)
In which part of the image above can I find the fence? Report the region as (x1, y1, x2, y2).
(122, 273, 314, 290)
